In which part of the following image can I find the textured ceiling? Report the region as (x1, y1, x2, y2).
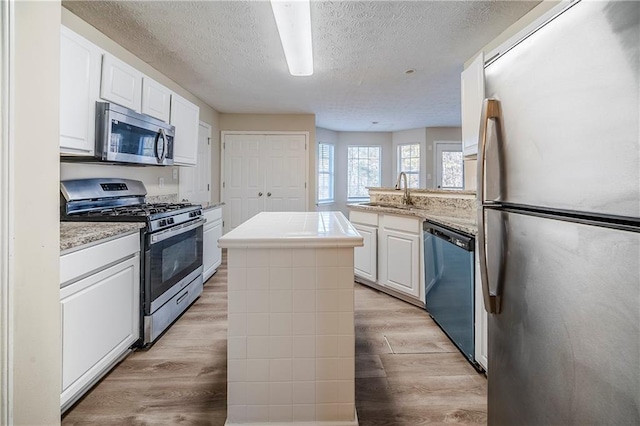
(63, 0, 540, 132)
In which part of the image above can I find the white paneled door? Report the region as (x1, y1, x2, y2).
(223, 133, 307, 232)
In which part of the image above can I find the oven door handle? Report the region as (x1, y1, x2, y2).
(149, 218, 205, 245)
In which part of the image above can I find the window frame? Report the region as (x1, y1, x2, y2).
(347, 145, 382, 201)
(397, 143, 421, 188)
(316, 142, 335, 204)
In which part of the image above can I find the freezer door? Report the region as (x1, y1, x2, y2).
(486, 209, 640, 425)
(483, 1, 639, 219)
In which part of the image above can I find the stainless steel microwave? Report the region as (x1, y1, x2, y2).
(95, 102, 175, 166)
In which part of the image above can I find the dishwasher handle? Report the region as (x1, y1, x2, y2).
(423, 221, 474, 252)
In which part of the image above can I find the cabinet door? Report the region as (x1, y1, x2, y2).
(60, 26, 102, 155)
(210, 220, 223, 273)
(60, 254, 140, 407)
(461, 52, 485, 157)
(380, 229, 420, 298)
(179, 122, 211, 204)
(203, 210, 223, 282)
(170, 93, 200, 166)
(100, 54, 142, 112)
(353, 223, 377, 282)
(141, 77, 171, 122)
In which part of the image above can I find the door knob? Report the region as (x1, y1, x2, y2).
(258, 192, 263, 197)
(267, 192, 272, 197)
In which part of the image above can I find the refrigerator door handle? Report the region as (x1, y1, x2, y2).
(478, 98, 502, 314)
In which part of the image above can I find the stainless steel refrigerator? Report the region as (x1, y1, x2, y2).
(476, 1, 640, 424)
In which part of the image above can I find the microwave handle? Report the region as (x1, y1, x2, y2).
(156, 128, 167, 163)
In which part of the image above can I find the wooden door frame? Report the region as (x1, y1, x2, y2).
(220, 131, 310, 233)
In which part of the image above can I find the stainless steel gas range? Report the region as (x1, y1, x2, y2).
(60, 178, 204, 346)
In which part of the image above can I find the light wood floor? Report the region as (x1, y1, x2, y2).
(62, 252, 487, 425)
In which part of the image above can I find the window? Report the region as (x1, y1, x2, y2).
(397, 143, 420, 188)
(347, 146, 381, 199)
(435, 142, 464, 189)
(317, 142, 334, 203)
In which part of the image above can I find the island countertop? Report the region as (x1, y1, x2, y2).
(218, 211, 364, 249)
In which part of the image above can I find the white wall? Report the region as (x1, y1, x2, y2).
(9, 1, 62, 423)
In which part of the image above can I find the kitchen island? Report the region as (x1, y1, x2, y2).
(218, 211, 363, 425)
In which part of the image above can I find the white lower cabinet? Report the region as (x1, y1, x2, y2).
(349, 210, 424, 304)
(379, 215, 422, 300)
(203, 207, 223, 281)
(60, 233, 140, 411)
(353, 223, 378, 282)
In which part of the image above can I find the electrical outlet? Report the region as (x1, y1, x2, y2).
(173, 168, 178, 180)
(159, 177, 165, 188)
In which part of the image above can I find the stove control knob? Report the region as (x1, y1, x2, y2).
(159, 219, 167, 227)
(197, 211, 202, 216)
(168, 218, 174, 225)
(189, 212, 196, 218)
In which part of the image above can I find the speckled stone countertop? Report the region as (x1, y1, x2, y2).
(60, 222, 145, 254)
(203, 202, 225, 211)
(368, 187, 476, 196)
(348, 203, 478, 236)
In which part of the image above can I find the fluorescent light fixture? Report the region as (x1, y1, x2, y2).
(270, 0, 313, 76)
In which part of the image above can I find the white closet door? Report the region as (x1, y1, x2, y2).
(224, 134, 266, 232)
(264, 134, 307, 213)
(223, 133, 308, 233)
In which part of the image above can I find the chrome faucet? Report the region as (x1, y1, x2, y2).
(395, 172, 412, 205)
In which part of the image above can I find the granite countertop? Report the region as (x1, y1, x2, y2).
(367, 187, 477, 196)
(348, 203, 478, 236)
(60, 222, 145, 254)
(202, 202, 225, 211)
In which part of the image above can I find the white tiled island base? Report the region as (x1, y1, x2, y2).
(218, 212, 364, 425)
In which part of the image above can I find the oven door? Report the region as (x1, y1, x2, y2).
(144, 218, 204, 314)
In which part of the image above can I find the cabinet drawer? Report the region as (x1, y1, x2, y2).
(204, 207, 222, 225)
(349, 210, 378, 226)
(381, 214, 421, 234)
(60, 232, 140, 286)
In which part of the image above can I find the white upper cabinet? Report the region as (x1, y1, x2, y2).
(60, 26, 103, 155)
(141, 77, 171, 122)
(461, 52, 485, 157)
(100, 54, 143, 112)
(170, 93, 200, 166)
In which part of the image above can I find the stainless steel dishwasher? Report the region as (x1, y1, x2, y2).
(423, 220, 477, 366)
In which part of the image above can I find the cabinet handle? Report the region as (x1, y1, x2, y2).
(267, 192, 272, 197)
(258, 192, 263, 197)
